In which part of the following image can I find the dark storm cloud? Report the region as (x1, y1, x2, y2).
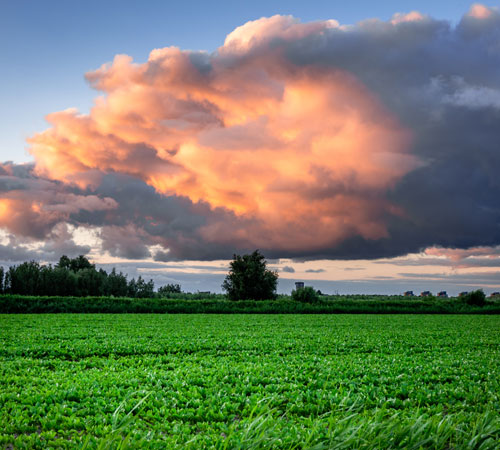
(99, 225, 152, 260)
(281, 6, 500, 257)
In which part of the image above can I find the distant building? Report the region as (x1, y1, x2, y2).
(404, 291, 414, 297)
(420, 291, 432, 297)
(437, 291, 448, 298)
(489, 292, 500, 298)
(458, 291, 469, 297)
(295, 282, 304, 290)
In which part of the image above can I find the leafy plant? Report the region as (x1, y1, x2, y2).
(1, 315, 499, 448)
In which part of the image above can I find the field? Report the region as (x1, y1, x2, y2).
(1, 315, 499, 449)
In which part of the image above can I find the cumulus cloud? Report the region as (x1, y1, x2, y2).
(99, 224, 152, 260)
(0, 224, 90, 263)
(1, 4, 500, 261)
(281, 266, 295, 273)
(0, 162, 117, 239)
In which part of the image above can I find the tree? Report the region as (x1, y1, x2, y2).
(0, 266, 4, 294)
(51, 266, 78, 296)
(222, 250, 278, 301)
(105, 268, 128, 297)
(76, 268, 105, 296)
(135, 276, 155, 298)
(292, 286, 319, 303)
(56, 255, 71, 270)
(158, 284, 181, 297)
(7, 261, 42, 295)
(70, 255, 94, 272)
(127, 278, 138, 298)
(463, 289, 486, 306)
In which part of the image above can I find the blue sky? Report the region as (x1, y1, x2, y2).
(0, 0, 478, 162)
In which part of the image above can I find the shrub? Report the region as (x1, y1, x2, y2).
(463, 290, 486, 306)
(292, 286, 320, 303)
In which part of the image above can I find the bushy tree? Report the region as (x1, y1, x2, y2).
(56, 255, 71, 270)
(222, 250, 278, 301)
(104, 268, 128, 297)
(292, 286, 320, 303)
(71, 255, 94, 272)
(0, 266, 4, 294)
(50, 267, 78, 296)
(135, 276, 155, 298)
(127, 278, 138, 298)
(158, 284, 182, 297)
(463, 289, 486, 306)
(7, 261, 41, 295)
(77, 268, 105, 296)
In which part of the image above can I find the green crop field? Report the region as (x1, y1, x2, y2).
(1, 315, 499, 449)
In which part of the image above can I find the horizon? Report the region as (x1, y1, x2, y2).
(1, 1, 500, 296)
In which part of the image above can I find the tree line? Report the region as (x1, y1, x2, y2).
(0, 250, 278, 300)
(0, 255, 166, 298)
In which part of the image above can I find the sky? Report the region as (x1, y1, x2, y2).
(1, 1, 500, 295)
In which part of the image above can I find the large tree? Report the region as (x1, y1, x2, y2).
(222, 250, 278, 301)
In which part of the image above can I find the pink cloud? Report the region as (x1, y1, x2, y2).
(26, 15, 417, 253)
(467, 4, 496, 19)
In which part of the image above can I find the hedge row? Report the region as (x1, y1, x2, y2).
(1, 295, 499, 314)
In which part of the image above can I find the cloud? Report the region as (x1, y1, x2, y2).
(429, 76, 500, 110)
(0, 162, 117, 239)
(37, 223, 91, 259)
(0, 224, 90, 263)
(1, 5, 499, 261)
(372, 245, 500, 270)
(26, 15, 417, 258)
(0, 241, 42, 263)
(467, 3, 496, 19)
(424, 245, 500, 260)
(99, 224, 152, 259)
(398, 271, 500, 285)
(305, 268, 325, 273)
(281, 265, 295, 273)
